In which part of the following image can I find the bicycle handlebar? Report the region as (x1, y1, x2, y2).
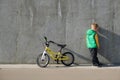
(43, 36, 66, 48)
(44, 36, 58, 45)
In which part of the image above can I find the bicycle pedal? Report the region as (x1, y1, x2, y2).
(57, 61, 60, 64)
(55, 59, 59, 64)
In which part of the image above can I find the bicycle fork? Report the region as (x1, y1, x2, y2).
(41, 50, 46, 61)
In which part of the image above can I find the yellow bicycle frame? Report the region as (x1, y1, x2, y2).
(45, 47, 69, 61)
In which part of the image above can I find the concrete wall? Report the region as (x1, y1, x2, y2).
(0, 0, 120, 64)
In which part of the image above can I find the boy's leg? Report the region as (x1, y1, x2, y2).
(89, 48, 100, 65)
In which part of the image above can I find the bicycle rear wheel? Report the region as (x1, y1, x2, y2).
(37, 53, 50, 68)
(61, 52, 74, 66)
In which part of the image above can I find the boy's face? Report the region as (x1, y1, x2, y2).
(91, 25, 99, 31)
(95, 27, 99, 31)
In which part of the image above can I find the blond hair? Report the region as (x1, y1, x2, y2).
(91, 23, 99, 28)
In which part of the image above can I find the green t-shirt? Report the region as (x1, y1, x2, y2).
(86, 29, 97, 48)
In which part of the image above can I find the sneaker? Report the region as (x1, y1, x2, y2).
(97, 64, 103, 67)
(93, 63, 103, 67)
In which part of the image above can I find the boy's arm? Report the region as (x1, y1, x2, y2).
(95, 34, 100, 48)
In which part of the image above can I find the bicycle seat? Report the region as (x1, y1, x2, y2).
(57, 44, 66, 48)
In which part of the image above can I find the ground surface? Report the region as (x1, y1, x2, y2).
(0, 64, 120, 80)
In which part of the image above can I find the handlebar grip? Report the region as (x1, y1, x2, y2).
(44, 36, 47, 42)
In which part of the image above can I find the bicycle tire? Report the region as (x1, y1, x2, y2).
(36, 53, 50, 68)
(61, 52, 74, 66)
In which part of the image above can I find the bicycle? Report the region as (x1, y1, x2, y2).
(36, 36, 74, 68)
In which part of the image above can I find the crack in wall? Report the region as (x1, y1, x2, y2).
(91, 0, 95, 23)
(58, 0, 62, 17)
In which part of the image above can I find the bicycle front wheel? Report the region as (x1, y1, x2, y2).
(36, 53, 50, 68)
(61, 52, 74, 66)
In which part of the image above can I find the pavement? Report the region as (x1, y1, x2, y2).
(0, 64, 120, 80)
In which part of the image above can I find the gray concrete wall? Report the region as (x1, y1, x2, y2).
(0, 0, 120, 64)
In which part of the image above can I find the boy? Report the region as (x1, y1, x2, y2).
(86, 23, 102, 67)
